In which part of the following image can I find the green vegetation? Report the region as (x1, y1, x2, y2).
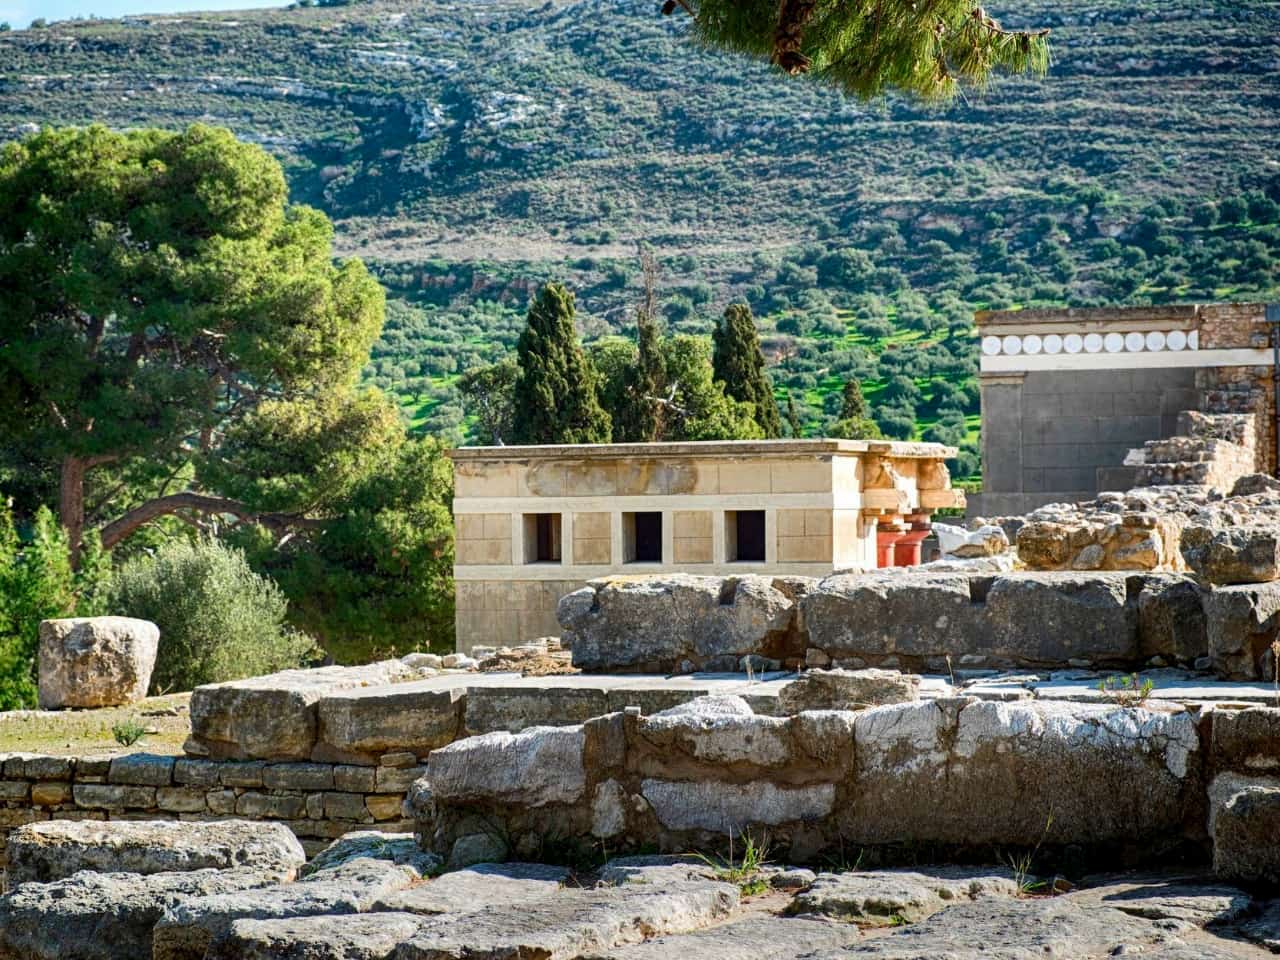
(1097, 674, 1156, 707)
(111, 537, 316, 694)
(713, 303, 783, 438)
(0, 2, 1276, 483)
(111, 716, 148, 748)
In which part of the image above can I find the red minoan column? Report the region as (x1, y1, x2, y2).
(894, 514, 932, 567)
(876, 522, 907, 568)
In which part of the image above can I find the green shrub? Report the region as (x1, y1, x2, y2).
(111, 537, 315, 693)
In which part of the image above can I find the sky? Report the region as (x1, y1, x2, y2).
(1, 0, 288, 28)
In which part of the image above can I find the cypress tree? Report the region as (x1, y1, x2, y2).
(712, 303, 782, 439)
(839, 379, 869, 421)
(511, 283, 611, 444)
(786, 392, 802, 438)
(616, 248, 665, 442)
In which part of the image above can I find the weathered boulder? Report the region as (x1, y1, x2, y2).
(313, 679, 465, 764)
(1212, 782, 1280, 885)
(934, 523, 1009, 558)
(847, 699, 1201, 854)
(639, 697, 793, 767)
(1202, 580, 1280, 680)
(425, 724, 587, 807)
(640, 779, 836, 834)
(37, 616, 159, 709)
(0, 867, 280, 960)
(787, 867, 1021, 924)
(560, 574, 804, 672)
(152, 857, 419, 960)
(776, 669, 919, 712)
(6, 819, 305, 885)
(188, 660, 423, 761)
(1183, 524, 1280, 584)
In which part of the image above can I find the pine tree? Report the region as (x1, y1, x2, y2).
(511, 283, 612, 445)
(665, 1, 1050, 102)
(712, 303, 782, 439)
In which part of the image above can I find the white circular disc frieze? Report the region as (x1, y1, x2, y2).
(1145, 331, 1166, 351)
(1023, 334, 1043, 355)
(1104, 332, 1125, 353)
(1084, 333, 1104, 353)
(1188, 330, 1199, 350)
(1002, 335, 1022, 356)
(1044, 334, 1063, 355)
(1064, 334, 1083, 354)
(1125, 331, 1146, 352)
(1167, 330, 1187, 351)
(982, 336, 1002, 356)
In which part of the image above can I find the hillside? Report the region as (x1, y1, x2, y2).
(2, 0, 1279, 476)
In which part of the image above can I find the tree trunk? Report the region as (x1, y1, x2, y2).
(98, 492, 326, 552)
(60, 456, 87, 567)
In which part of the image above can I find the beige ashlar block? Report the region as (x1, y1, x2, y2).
(455, 514, 486, 541)
(455, 581, 487, 610)
(777, 509, 807, 538)
(719, 461, 771, 494)
(673, 538, 713, 563)
(687, 460, 721, 495)
(673, 510, 713, 539)
(777, 535, 832, 563)
(803, 509, 832, 536)
(563, 461, 619, 496)
(573, 511, 611, 540)
(573, 538, 611, 565)
(482, 514, 512, 540)
(455, 462, 520, 498)
(770, 459, 833, 494)
(456, 539, 512, 566)
(863, 489, 910, 512)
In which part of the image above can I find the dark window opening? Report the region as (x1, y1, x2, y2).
(728, 510, 766, 563)
(625, 512, 663, 563)
(526, 513, 562, 563)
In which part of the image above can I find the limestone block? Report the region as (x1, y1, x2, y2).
(594, 915, 863, 960)
(1203, 581, 1280, 679)
(673, 538, 713, 563)
(22, 755, 73, 780)
(108, 753, 175, 786)
(156, 787, 209, 813)
(788, 867, 1020, 924)
(334, 765, 377, 793)
(72, 783, 156, 810)
(300, 831, 440, 879)
(1183, 524, 1280, 584)
(263, 762, 334, 792)
(848, 699, 1200, 851)
(464, 683, 609, 735)
(426, 724, 586, 807)
(152, 858, 418, 960)
(934, 523, 1009, 558)
(562, 574, 803, 672)
(236, 791, 307, 820)
(637, 697, 793, 767)
(640, 779, 835, 833)
(1136, 574, 1208, 663)
(1211, 707, 1280, 773)
(189, 660, 421, 761)
(30, 781, 70, 806)
(1212, 783, 1280, 884)
(777, 668, 919, 712)
(6, 819, 305, 885)
(0, 867, 282, 960)
(372, 861, 569, 915)
(205, 912, 425, 960)
(673, 510, 712, 540)
(982, 573, 1138, 664)
(37, 616, 159, 709)
(800, 573, 977, 658)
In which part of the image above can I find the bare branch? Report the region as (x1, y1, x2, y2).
(98, 492, 327, 551)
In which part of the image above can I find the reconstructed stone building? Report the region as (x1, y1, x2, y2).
(971, 302, 1278, 516)
(448, 440, 963, 652)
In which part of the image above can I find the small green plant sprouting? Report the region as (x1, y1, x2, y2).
(1097, 674, 1155, 707)
(1000, 812, 1054, 896)
(698, 829, 771, 896)
(111, 717, 147, 747)
(889, 913, 909, 926)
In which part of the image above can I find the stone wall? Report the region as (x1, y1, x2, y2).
(0, 752, 421, 866)
(415, 696, 1269, 868)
